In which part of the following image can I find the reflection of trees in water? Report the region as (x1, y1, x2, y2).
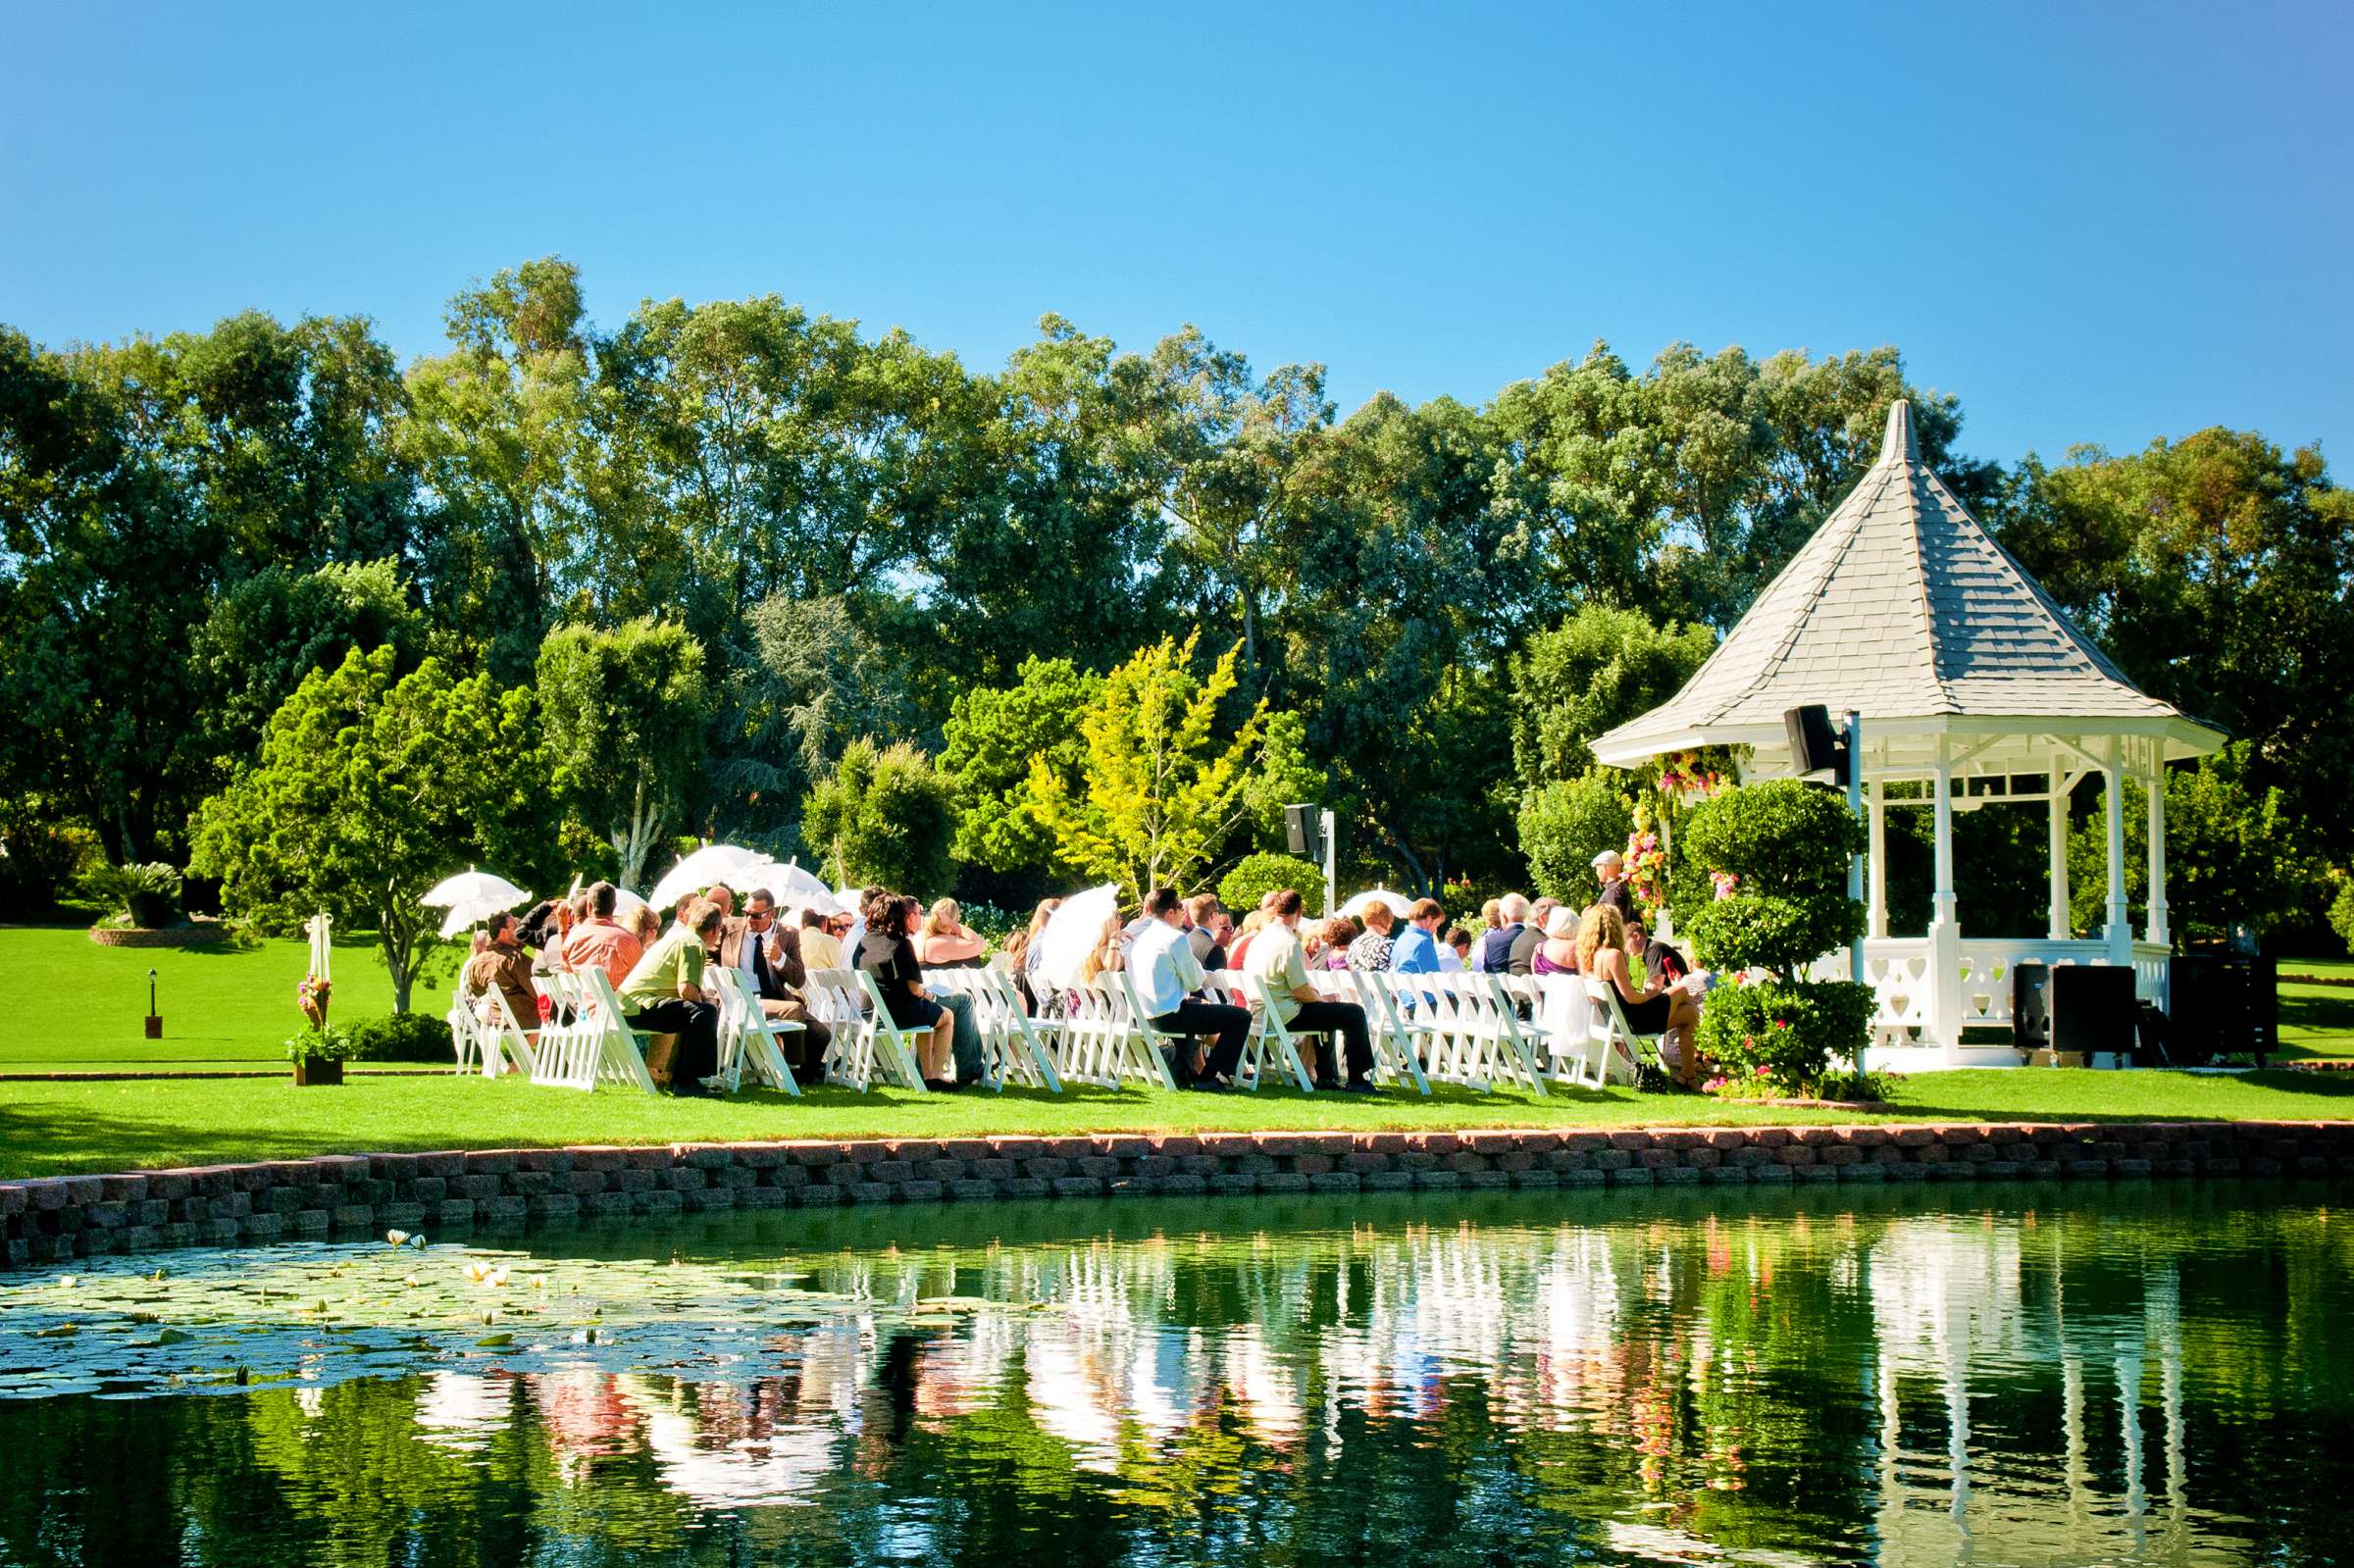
(1, 1191, 2349, 1566)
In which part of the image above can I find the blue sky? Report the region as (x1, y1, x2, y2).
(4, 1, 2347, 466)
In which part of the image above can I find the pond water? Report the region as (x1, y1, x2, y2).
(0, 1182, 2346, 1567)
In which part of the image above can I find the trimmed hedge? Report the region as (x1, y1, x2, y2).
(346, 1011, 454, 1063)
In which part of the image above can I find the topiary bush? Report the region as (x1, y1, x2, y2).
(1679, 780, 1872, 1091)
(347, 1011, 456, 1063)
(1218, 852, 1323, 913)
(2330, 877, 2354, 958)
(1517, 771, 1634, 906)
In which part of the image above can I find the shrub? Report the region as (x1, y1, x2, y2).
(802, 738, 959, 896)
(1679, 779, 1872, 1088)
(954, 900, 1023, 945)
(346, 1011, 453, 1063)
(0, 804, 98, 919)
(1695, 978, 1876, 1092)
(2332, 879, 2354, 958)
(284, 1024, 357, 1065)
(77, 861, 182, 928)
(1517, 771, 1633, 906)
(1218, 853, 1323, 913)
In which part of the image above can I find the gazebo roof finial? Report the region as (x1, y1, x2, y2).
(1879, 398, 1918, 467)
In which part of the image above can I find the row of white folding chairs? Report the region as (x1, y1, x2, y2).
(709, 966, 802, 1095)
(921, 967, 1063, 1092)
(1053, 973, 1180, 1090)
(447, 987, 536, 1080)
(531, 968, 662, 1093)
(804, 967, 929, 1092)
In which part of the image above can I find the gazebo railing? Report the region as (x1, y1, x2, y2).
(1812, 936, 2167, 1061)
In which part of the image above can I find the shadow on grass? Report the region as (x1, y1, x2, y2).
(1886, 1070, 2354, 1125)
(0, 1099, 368, 1181)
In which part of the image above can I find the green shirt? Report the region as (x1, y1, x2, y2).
(617, 924, 706, 1013)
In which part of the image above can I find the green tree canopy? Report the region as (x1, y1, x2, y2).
(534, 618, 707, 893)
(939, 655, 1101, 878)
(1509, 604, 1715, 786)
(190, 646, 546, 1011)
(802, 737, 957, 895)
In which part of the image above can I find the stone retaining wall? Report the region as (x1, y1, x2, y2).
(5, 1120, 2349, 1269)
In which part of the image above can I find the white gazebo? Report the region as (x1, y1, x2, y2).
(1593, 402, 2224, 1069)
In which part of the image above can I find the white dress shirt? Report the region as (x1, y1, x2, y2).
(1129, 918, 1206, 1019)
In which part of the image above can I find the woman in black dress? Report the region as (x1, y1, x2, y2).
(855, 890, 957, 1089)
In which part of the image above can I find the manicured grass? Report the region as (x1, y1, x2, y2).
(0, 926, 454, 1073)
(2280, 955, 2354, 1060)
(1, 1067, 2348, 1180)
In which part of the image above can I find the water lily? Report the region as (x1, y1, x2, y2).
(384, 1230, 410, 1248)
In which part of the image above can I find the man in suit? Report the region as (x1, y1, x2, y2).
(717, 887, 832, 1075)
(1480, 893, 1529, 972)
(1506, 897, 1557, 977)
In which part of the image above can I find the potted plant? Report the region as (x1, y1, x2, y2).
(78, 861, 183, 929)
(286, 1023, 355, 1087)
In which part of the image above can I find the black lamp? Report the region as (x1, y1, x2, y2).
(144, 967, 162, 1039)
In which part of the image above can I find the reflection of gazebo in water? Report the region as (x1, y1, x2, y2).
(1594, 402, 2224, 1069)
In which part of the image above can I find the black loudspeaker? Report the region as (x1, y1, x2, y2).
(1783, 704, 1849, 785)
(2012, 962, 2051, 1050)
(2049, 964, 2137, 1057)
(2169, 953, 2277, 1066)
(1284, 804, 1321, 862)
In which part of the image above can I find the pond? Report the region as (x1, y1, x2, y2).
(0, 1182, 2346, 1567)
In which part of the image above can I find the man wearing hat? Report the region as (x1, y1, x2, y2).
(1592, 850, 1632, 917)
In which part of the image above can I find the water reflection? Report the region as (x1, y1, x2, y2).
(1, 1184, 2347, 1566)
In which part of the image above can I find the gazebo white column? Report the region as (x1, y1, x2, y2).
(2103, 741, 2132, 967)
(1868, 779, 1888, 939)
(2047, 760, 2072, 939)
(1929, 741, 1962, 1062)
(2144, 743, 2170, 948)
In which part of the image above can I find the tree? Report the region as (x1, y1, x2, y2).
(1995, 428, 2354, 869)
(395, 257, 594, 680)
(802, 737, 958, 894)
(2066, 742, 2328, 943)
(189, 558, 423, 773)
(1680, 781, 1873, 1088)
(1023, 633, 1292, 900)
(1518, 771, 1636, 904)
(190, 646, 544, 1011)
(939, 656, 1101, 877)
(1509, 605, 1715, 786)
(706, 591, 925, 850)
(0, 328, 217, 864)
(535, 618, 707, 892)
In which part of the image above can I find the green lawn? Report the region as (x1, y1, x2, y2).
(0, 926, 453, 1073)
(2279, 955, 2354, 1060)
(1, 1067, 2349, 1180)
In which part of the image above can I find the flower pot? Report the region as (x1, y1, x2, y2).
(127, 892, 177, 929)
(292, 1059, 344, 1087)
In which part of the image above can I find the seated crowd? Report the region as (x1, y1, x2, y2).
(458, 842, 1711, 1097)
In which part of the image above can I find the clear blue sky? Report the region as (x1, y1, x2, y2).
(4, 1, 2347, 466)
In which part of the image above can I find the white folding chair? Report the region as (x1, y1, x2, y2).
(446, 1000, 485, 1075)
(1583, 976, 1661, 1087)
(1107, 972, 1187, 1091)
(805, 967, 883, 1091)
(531, 971, 597, 1090)
(1339, 971, 1432, 1095)
(1465, 974, 1549, 1096)
(475, 988, 539, 1080)
(1412, 972, 1486, 1089)
(574, 969, 660, 1094)
(935, 968, 1063, 1093)
(1523, 973, 1609, 1087)
(851, 970, 932, 1091)
(1240, 973, 1322, 1092)
(712, 966, 803, 1095)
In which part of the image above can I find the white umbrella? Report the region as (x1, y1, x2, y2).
(1034, 884, 1120, 990)
(1340, 887, 1413, 919)
(646, 843, 763, 912)
(780, 889, 844, 920)
(611, 887, 650, 920)
(422, 869, 531, 939)
(776, 860, 831, 897)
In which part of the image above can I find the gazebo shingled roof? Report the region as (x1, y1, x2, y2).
(1591, 401, 2223, 768)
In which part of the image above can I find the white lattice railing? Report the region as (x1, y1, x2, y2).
(1811, 936, 2135, 1052)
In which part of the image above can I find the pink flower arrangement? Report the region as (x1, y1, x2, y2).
(1710, 870, 1740, 901)
(1622, 829, 1668, 916)
(1655, 750, 1725, 802)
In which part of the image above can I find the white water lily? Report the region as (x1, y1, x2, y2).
(384, 1231, 411, 1248)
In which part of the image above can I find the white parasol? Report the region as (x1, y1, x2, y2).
(645, 844, 763, 912)
(1340, 887, 1413, 919)
(1033, 884, 1120, 990)
(422, 869, 532, 939)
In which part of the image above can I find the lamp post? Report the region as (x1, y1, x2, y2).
(144, 967, 162, 1039)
